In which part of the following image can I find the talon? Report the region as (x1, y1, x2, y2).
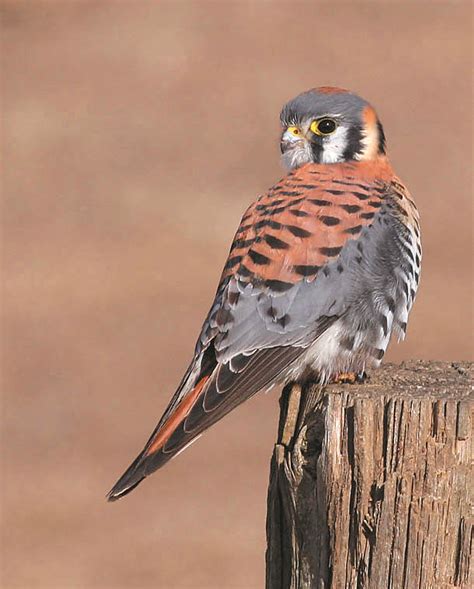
(332, 371, 369, 384)
(332, 372, 358, 384)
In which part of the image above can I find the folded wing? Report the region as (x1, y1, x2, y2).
(107, 160, 397, 501)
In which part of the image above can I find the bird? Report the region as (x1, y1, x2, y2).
(107, 87, 421, 501)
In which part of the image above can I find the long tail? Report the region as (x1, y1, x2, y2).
(107, 374, 211, 501)
(107, 344, 303, 501)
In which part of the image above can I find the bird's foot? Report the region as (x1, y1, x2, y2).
(332, 371, 368, 384)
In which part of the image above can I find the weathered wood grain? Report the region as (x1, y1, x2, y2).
(266, 361, 473, 589)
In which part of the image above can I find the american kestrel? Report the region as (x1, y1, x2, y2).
(108, 87, 421, 501)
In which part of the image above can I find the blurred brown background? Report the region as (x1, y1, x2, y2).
(2, 1, 472, 588)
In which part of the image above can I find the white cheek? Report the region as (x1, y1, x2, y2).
(320, 126, 349, 163)
(281, 142, 313, 170)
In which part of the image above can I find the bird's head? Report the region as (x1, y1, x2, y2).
(280, 87, 386, 169)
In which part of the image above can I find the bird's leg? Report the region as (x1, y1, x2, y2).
(332, 371, 368, 384)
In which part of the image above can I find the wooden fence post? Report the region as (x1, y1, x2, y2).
(265, 360, 472, 589)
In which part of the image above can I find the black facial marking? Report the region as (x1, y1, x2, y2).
(310, 141, 323, 163)
(342, 124, 364, 160)
(377, 120, 386, 154)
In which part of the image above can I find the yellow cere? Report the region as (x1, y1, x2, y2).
(287, 126, 301, 136)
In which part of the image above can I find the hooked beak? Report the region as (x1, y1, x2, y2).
(280, 125, 314, 170)
(280, 125, 307, 154)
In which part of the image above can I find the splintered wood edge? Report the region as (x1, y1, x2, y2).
(321, 361, 473, 400)
(280, 384, 302, 447)
(266, 361, 473, 589)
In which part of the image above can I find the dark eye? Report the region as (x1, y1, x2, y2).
(310, 118, 337, 136)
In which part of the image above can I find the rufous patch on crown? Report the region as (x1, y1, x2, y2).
(314, 86, 350, 95)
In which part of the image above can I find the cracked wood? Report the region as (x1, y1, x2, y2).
(265, 360, 473, 589)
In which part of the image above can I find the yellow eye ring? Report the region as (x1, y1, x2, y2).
(310, 118, 338, 136)
(287, 125, 301, 136)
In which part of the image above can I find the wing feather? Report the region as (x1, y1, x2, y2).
(107, 159, 400, 501)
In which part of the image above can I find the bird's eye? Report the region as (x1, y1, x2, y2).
(310, 118, 337, 136)
(287, 126, 300, 136)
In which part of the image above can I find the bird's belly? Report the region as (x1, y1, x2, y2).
(283, 315, 391, 384)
